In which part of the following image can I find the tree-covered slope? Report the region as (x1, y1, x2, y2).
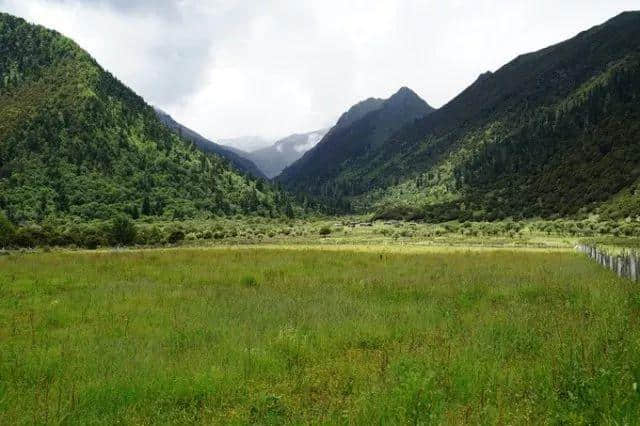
(154, 108, 267, 179)
(0, 13, 290, 223)
(337, 12, 640, 220)
(278, 87, 434, 203)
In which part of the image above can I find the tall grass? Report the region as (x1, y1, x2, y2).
(0, 247, 639, 423)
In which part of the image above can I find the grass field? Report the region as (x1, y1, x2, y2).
(1, 246, 639, 424)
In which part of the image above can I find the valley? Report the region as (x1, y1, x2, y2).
(1, 6, 640, 424)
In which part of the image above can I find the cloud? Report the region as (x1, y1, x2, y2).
(47, 0, 181, 16)
(1, 0, 638, 146)
(294, 132, 324, 153)
(0, 0, 256, 106)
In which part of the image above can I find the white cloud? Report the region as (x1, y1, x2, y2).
(293, 132, 324, 153)
(1, 0, 638, 147)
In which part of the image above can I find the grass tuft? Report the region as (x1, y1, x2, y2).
(241, 274, 258, 288)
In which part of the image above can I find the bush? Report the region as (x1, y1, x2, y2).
(319, 226, 332, 236)
(78, 225, 109, 249)
(13, 225, 50, 247)
(80, 233, 101, 250)
(373, 204, 422, 221)
(136, 226, 164, 245)
(110, 215, 137, 245)
(0, 212, 15, 247)
(166, 229, 185, 244)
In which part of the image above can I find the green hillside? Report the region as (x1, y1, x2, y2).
(0, 13, 292, 223)
(300, 12, 640, 221)
(154, 108, 267, 179)
(278, 87, 433, 210)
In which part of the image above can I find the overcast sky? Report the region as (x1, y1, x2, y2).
(1, 0, 638, 149)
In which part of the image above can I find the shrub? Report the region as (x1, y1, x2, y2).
(13, 225, 50, 247)
(78, 225, 109, 249)
(82, 234, 101, 250)
(373, 204, 422, 221)
(110, 215, 137, 245)
(0, 212, 15, 247)
(136, 226, 163, 245)
(319, 226, 332, 236)
(166, 229, 185, 244)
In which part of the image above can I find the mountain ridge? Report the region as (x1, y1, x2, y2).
(348, 11, 640, 220)
(277, 87, 435, 203)
(0, 12, 289, 223)
(154, 108, 267, 179)
(246, 129, 329, 179)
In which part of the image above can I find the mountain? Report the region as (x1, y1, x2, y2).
(218, 144, 251, 157)
(0, 13, 291, 223)
(277, 12, 640, 221)
(348, 11, 640, 221)
(245, 129, 328, 178)
(333, 97, 386, 129)
(154, 108, 266, 179)
(278, 87, 434, 202)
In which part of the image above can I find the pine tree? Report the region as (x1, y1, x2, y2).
(284, 201, 294, 219)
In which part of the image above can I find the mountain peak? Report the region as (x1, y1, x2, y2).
(384, 86, 434, 113)
(279, 86, 435, 190)
(578, 10, 640, 38)
(334, 97, 385, 129)
(392, 86, 418, 98)
(609, 10, 640, 22)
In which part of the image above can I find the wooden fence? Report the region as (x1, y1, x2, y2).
(576, 244, 639, 282)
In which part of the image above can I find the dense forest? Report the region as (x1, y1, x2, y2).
(368, 51, 640, 221)
(0, 13, 296, 228)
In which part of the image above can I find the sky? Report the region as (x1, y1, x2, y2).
(0, 0, 638, 150)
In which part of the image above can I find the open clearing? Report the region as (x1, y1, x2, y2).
(1, 246, 639, 423)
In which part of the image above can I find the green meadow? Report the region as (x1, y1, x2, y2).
(1, 246, 639, 424)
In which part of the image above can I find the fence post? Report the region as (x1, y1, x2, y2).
(578, 244, 638, 282)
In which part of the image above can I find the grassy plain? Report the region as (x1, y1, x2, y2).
(12, 215, 640, 251)
(123, 217, 590, 251)
(1, 245, 639, 424)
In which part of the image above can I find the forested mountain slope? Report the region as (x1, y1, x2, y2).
(278, 87, 434, 205)
(154, 108, 266, 179)
(325, 12, 640, 220)
(0, 13, 289, 223)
